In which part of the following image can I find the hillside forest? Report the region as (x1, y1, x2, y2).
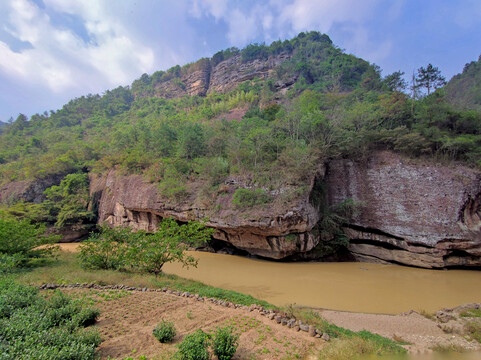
(0, 31, 480, 229)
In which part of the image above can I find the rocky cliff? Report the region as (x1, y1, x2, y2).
(86, 151, 481, 268)
(325, 151, 481, 268)
(89, 170, 322, 259)
(145, 53, 293, 99)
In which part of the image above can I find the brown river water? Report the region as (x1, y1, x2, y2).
(58, 244, 481, 314)
(164, 251, 481, 315)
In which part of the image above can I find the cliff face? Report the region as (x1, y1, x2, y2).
(325, 151, 481, 268)
(89, 170, 321, 259)
(0, 174, 64, 204)
(147, 53, 293, 99)
(87, 151, 481, 268)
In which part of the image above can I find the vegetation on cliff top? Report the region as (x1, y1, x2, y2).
(1, 31, 480, 213)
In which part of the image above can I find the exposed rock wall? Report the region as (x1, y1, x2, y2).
(147, 53, 292, 99)
(0, 173, 65, 204)
(89, 170, 321, 259)
(325, 151, 481, 268)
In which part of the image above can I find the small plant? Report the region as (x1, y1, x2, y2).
(177, 330, 209, 360)
(186, 311, 193, 319)
(153, 320, 176, 343)
(212, 326, 239, 360)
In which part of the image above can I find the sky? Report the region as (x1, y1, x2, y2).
(0, 0, 480, 122)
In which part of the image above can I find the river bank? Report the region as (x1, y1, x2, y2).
(38, 243, 481, 357)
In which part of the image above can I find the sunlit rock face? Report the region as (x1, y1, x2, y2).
(325, 151, 481, 268)
(88, 150, 481, 268)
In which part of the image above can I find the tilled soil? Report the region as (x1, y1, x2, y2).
(61, 288, 323, 360)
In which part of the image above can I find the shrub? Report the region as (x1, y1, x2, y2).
(177, 329, 209, 360)
(0, 217, 54, 257)
(0, 281, 100, 359)
(232, 188, 271, 207)
(79, 219, 214, 275)
(153, 320, 176, 343)
(212, 326, 239, 360)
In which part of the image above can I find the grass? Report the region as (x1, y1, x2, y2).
(282, 307, 407, 360)
(419, 309, 436, 320)
(12, 251, 409, 360)
(460, 309, 481, 318)
(465, 320, 481, 343)
(13, 252, 274, 308)
(430, 343, 466, 353)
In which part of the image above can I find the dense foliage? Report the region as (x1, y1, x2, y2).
(1, 31, 480, 217)
(0, 217, 58, 273)
(445, 54, 481, 111)
(153, 319, 176, 343)
(0, 280, 100, 360)
(79, 219, 214, 274)
(176, 326, 239, 360)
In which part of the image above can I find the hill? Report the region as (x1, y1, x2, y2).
(0, 32, 480, 268)
(445, 55, 481, 111)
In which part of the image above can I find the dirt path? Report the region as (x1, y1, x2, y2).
(320, 309, 480, 354)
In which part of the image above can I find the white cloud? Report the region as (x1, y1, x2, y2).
(0, 0, 154, 95)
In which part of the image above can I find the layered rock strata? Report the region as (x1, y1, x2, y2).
(147, 53, 293, 99)
(89, 170, 321, 259)
(325, 151, 481, 268)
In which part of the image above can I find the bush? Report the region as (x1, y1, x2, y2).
(0, 217, 54, 257)
(0, 281, 101, 359)
(177, 330, 209, 360)
(79, 219, 214, 275)
(153, 319, 177, 343)
(212, 326, 239, 360)
(232, 188, 271, 207)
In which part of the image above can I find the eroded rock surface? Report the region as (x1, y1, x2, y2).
(325, 151, 481, 268)
(89, 170, 321, 259)
(143, 53, 294, 99)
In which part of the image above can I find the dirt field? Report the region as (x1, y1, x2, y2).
(61, 288, 323, 360)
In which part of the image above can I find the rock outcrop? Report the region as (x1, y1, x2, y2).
(145, 53, 294, 99)
(325, 151, 481, 268)
(0, 173, 65, 204)
(89, 170, 322, 259)
(89, 151, 481, 268)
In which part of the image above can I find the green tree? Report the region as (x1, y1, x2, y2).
(416, 64, 446, 95)
(79, 218, 214, 275)
(43, 173, 95, 227)
(383, 71, 408, 92)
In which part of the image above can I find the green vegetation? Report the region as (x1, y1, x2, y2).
(445, 54, 481, 111)
(212, 326, 239, 360)
(0, 280, 100, 359)
(177, 329, 210, 360)
(2, 32, 480, 219)
(285, 307, 406, 359)
(153, 320, 177, 343)
(460, 308, 481, 318)
(0, 216, 58, 273)
(79, 218, 214, 274)
(15, 251, 273, 308)
(176, 326, 239, 360)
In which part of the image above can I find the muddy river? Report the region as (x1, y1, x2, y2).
(164, 251, 481, 314)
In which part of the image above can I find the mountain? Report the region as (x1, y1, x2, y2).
(445, 55, 481, 111)
(0, 32, 480, 268)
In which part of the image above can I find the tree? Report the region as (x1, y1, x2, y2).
(79, 218, 214, 275)
(416, 64, 446, 95)
(43, 173, 95, 227)
(383, 71, 408, 92)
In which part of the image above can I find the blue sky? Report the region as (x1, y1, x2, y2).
(0, 0, 480, 122)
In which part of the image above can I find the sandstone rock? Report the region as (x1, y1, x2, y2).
(321, 333, 330, 341)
